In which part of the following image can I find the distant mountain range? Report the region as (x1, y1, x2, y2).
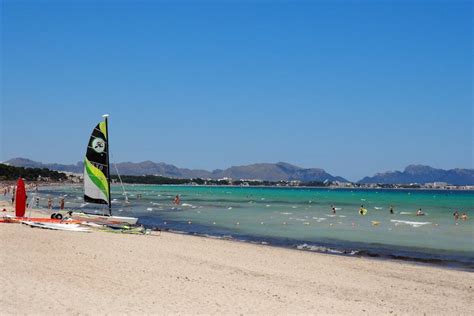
(3, 158, 473, 185)
(3, 158, 348, 182)
(359, 165, 474, 185)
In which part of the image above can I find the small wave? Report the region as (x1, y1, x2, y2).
(181, 203, 193, 207)
(400, 212, 413, 215)
(296, 243, 348, 255)
(147, 208, 153, 211)
(374, 207, 383, 210)
(390, 219, 431, 228)
(281, 212, 293, 215)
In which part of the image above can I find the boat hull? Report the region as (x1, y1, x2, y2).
(71, 213, 138, 225)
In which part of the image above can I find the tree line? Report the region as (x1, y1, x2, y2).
(0, 164, 68, 181)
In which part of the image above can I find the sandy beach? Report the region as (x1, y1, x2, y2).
(0, 202, 472, 315)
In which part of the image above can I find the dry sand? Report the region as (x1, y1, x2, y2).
(1, 202, 473, 315)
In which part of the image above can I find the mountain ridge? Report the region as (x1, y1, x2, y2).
(4, 158, 473, 185)
(359, 164, 474, 185)
(3, 158, 348, 182)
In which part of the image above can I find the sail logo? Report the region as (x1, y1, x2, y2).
(92, 138, 106, 153)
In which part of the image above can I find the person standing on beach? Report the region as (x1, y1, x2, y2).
(48, 198, 52, 210)
(390, 206, 394, 214)
(60, 197, 65, 210)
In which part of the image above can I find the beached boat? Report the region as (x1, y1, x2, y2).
(71, 114, 138, 225)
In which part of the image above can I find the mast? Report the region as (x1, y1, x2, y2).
(103, 114, 112, 216)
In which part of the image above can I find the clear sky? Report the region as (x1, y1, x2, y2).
(1, 0, 472, 181)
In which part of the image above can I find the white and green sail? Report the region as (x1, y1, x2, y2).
(84, 117, 111, 214)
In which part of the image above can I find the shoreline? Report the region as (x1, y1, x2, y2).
(1, 208, 473, 314)
(3, 181, 474, 191)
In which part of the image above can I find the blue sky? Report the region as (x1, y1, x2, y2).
(1, 0, 472, 181)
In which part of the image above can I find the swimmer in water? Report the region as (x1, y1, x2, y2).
(331, 205, 336, 214)
(453, 210, 459, 221)
(359, 205, 365, 215)
(389, 205, 394, 214)
(173, 194, 181, 205)
(416, 208, 425, 216)
(461, 213, 468, 221)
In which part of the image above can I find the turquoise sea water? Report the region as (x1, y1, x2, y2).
(15, 185, 474, 268)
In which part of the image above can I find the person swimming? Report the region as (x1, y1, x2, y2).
(453, 210, 459, 221)
(416, 208, 425, 216)
(359, 205, 366, 215)
(461, 213, 468, 221)
(389, 205, 394, 214)
(331, 205, 336, 214)
(173, 194, 181, 205)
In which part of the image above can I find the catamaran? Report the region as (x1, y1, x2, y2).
(71, 114, 138, 225)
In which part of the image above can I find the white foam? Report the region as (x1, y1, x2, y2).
(147, 208, 153, 211)
(390, 219, 431, 228)
(374, 207, 383, 210)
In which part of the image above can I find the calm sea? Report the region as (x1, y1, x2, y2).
(20, 185, 474, 269)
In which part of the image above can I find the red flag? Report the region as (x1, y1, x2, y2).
(15, 178, 26, 218)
